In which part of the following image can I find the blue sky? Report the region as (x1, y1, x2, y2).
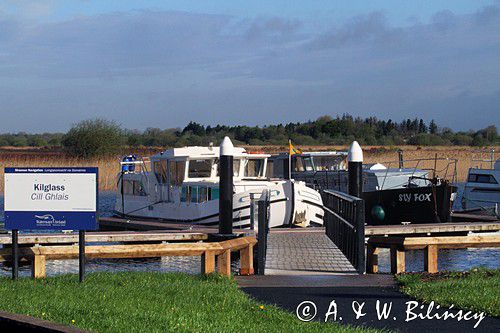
(0, 0, 499, 132)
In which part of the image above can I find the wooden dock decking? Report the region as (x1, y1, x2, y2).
(0, 231, 209, 245)
(365, 221, 500, 236)
(265, 228, 356, 275)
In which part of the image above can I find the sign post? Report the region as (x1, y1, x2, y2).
(79, 230, 86, 282)
(4, 167, 98, 281)
(11, 229, 18, 280)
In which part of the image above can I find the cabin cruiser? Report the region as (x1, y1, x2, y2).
(269, 151, 430, 192)
(114, 145, 324, 228)
(461, 152, 499, 215)
(269, 151, 457, 225)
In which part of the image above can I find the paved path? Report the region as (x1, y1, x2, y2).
(238, 274, 500, 333)
(265, 229, 356, 275)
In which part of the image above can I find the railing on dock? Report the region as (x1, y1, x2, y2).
(322, 190, 365, 273)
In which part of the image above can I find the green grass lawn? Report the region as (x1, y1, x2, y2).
(0, 272, 376, 333)
(397, 268, 500, 317)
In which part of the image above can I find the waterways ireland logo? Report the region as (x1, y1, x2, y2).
(34, 214, 66, 226)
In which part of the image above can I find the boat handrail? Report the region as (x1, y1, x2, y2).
(470, 148, 496, 170)
(373, 157, 458, 189)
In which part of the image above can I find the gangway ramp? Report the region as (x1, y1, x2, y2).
(264, 228, 356, 275)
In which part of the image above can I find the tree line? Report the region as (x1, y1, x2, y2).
(0, 115, 497, 157)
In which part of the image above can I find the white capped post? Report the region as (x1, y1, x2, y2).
(219, 136, 234, 235)
(348, 141, 363, 197)
(220, 136, 234, 156)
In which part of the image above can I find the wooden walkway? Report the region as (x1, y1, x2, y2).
(365, 221, 500, 236)
(265, 228, 356, 275)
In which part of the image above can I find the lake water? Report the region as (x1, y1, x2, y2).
(0, 191, 498, 277)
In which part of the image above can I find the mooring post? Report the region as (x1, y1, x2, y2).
(219, 136, 234, 235)
(256, 198, 268, 275)
(348, 141, 363, 197)
(398, 149, 404, 169)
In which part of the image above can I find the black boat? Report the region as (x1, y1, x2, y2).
(269, 151, 458, 225)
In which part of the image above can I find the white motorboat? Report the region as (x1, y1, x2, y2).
(114, 145, 324, 228)
(462, 150, 499, 215)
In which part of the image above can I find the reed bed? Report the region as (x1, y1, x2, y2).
(246, 145, 498, 182)
(0, 152, 120, 192)
(0, 146, 497, 192)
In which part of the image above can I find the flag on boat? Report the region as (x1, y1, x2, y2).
(289, 140, 302, 155)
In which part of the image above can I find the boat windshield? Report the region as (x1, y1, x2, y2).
(312, 156, 345, 171)
(244, 158, 265, 177)
(188, 159, 213, 178)
(294, 156, 314, 172)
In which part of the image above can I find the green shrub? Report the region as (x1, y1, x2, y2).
(62, 119, 124, 158)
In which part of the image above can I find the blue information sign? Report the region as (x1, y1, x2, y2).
(4, 167, 98, 230)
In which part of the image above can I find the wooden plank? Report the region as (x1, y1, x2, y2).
(424, 245, 438, 273)
(403, 235, 500, 249)
(0, 231, 208, 245)
(366, 222, 500, 236)
(368, 235, 500, 250)
(30, 243, 224, 260)
(217, 249, 231, 276)
(32, 255, 46, 279)
(201, 251, 216, 274)
(239, 244, 254, 276)
(219, 236, 257, 251)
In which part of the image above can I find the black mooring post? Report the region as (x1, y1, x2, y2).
(398, 150, 404, 169)
(348, 141, 363, 198)
(256, 199, 268, 275)
(79, 230, 86, 283)
(11, 229, 18, 280)
(219, 137, 234, 235)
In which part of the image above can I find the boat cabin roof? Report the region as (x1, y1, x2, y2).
(273, 151, 347, 159)
(151, 146, 270, 160)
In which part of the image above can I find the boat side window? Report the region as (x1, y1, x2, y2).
(233, 159, 241, 177)
(181, 186, 191, 203)
(153, 160, 168, 183)
(169, 161, 185, 186)
(215, 159, 240, 177)
(161, 161, 168, 183)
(303, 157, 314, 171)
(180, 186, 212, 203)
(266, 160, 274, 177)
(176, 161, 185, 184)
(468, 173, 498, 184)
(123, 180, 147, 196)
(188, 159, 212, 178)
(199, 187, 209, 203)
(245, 159, 264, 177)
(293, 156, 305, 172)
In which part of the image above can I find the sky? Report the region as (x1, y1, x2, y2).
(0, 1, 499, 132)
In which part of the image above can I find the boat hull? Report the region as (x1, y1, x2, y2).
(114, 181, 324, 228)
(362, 183, 456, 225)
